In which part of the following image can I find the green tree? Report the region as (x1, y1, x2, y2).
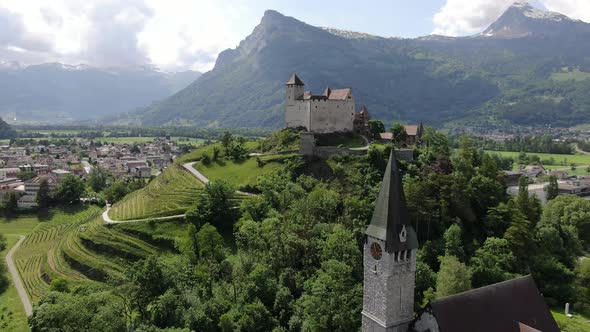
(17, 170, 36, 181)
(469, 237, 516, 288)
(103, 181, 129, 203)
(545, 175, 559, 201)
(443, 224, 464, 260)
(2, 192, 19, 214)
(56, 175, 86, 204)
(36, 179, 52, 208)
(541, 194, 590, 247)
(88, 167, 109, 192)
(126, 255, 167, 320)
(298, 260, 362, 332)
(391, 123, 407, 144)
(0, 233, 6, 251)
(368, 120, 385, 139)
(186, 181, 238, 229)
(436, 255, 472, 298)
(575, 258, 590, 313)
(196, 223, 226, 262)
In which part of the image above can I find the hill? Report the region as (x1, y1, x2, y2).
(0, 63, 200, 124)
(132, 3, 590, 129)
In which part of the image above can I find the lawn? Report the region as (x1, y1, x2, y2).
(551, 68, 590, 82)
(109, 164, 204, 221)
(0, 235, 29, 332)
(99, 136, 205, 145)
(196, 154, 288, 190)
(484, 150, 590, 166)
(553, 310, 590, 331)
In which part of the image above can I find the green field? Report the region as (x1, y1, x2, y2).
(0, 235, 29, 332)
(196, 154, 291, 190)
(108, 164, 204, 221)
(551, 68, 590, 82)
(484, 150, 590, 166)
(99, 137, 206, 145)
(553, 310, 590, 331)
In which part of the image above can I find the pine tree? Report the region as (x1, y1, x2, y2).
(36, 179, 52, 208)
(545, 175, 558, 201)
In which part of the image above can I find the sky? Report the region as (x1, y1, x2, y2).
(0, 0, 588, 72)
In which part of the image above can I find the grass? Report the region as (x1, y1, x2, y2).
(0, 235, 29, 332)
(484, 150, 590, 167)
(109, 164, 204, 221)
(99, 137, 206, 145)
(6, 206, 102, 302)
(553, 310, 590, 331)
(551, 68, 590, 82)
(196, 154, 289, 190)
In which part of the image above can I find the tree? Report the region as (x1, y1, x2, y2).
(2, 192, 18, 215)
(298, 260, 362, 331)
(469, 237, 516, 288)
(0, 233, 5, 251)
(545, 175, 558, 201)
(17, 170, 36, 182)
(391, 123, 407, 144)
(435, 255, 472, 298)
(575, 258, 590, 313)
(186, 181, 238, 229)
(443, 224, 464, 260)
(36, 179, 52, 208)
(196, 223, 225, 262)
(88, 167, 109, 192)
(368, 120, 385, 139)
(103, 181, 128, 203)
(541, 194, 590, 247)
(56, 175, 86, 204)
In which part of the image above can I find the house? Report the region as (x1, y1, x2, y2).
(558, 178, 590, 197)
(547, 169, 569, 179)
(523, 164, 546, 178)
(378, 123, 424, 145)
(353, 105, 370, 136)
(0, 167, 20, 180)
(502, 170, 525, 187)
(361, 152, 559, 332)
(19, 174, 59, 208)
(285, 73, 363, 134)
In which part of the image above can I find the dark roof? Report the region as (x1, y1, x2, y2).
(365, 150, 418, 253)
(286, 73, 304, 85)
(429, 275, 559, 332)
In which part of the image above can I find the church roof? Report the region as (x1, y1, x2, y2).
(365, 150, 418, 253)
(428, 275, 559, 332)
(286, 73, 304, 85)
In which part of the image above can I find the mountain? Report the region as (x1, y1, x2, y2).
(133, 3, 590, 129)
(0, 63, 201, 124)
(481, 2, 590, 38)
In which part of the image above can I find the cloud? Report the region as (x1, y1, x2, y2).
(0, 0, 253, 71)
(433, 0, 590, 36)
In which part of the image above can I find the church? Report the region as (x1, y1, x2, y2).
(363, 152, 560, 332)
(284, 73, 368, 134)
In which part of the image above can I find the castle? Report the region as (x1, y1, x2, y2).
(285, 73, 369, 135)
(363, 152, 560, 332)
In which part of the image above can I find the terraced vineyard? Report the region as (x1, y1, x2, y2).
(11, 206, 102, 301)
(109, 164, 204, 220)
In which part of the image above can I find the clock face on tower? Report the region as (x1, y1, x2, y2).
(370, 242, 382, 260)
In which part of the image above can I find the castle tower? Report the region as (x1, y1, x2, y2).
(362, 151, 419, 332)
(285, 73, 304, 106)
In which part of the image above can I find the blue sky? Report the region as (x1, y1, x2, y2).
(0, 0, 587, 71)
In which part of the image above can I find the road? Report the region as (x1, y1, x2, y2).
(574, 144, 590, 155)
(5, 234, 33, 316)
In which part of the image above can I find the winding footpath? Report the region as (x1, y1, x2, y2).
(102, 161, 256, 224)
(5, 234, 33, 316)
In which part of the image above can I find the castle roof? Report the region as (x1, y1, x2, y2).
(324, 87, 351, 100)
(427, 275, 559, 332)
(286, 73, 304, 85)
(365, 150, 418, 253)
(360, 105, 369, 115)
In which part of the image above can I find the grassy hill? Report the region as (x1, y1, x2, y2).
(108, 164, 204, 221)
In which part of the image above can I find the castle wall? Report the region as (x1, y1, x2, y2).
(285, 100, 309, 129)
(309, 98, 355, 133)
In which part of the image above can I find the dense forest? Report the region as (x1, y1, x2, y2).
(19, 129, 589, 331)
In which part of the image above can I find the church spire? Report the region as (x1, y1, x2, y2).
(365, 150, 418, 253)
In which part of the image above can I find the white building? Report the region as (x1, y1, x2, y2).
(285, 73, 355, 134)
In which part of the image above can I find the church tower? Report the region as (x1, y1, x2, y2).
(362, 151, 419, 332)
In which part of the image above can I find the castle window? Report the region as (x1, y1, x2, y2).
(371, 265, 377, 273)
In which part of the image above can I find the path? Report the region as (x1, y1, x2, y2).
(574, 144, 590, 155)
(5, 234, 33, 316)
(102, 204, 185, 224)
(102, 162, 257, 224)
(182, 162, 257, 196)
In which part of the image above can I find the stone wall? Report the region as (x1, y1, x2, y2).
(309, 98, 355, 133)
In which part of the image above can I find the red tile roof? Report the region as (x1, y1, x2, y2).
(325, 88, 351, 100)
(405, 125, 419, 136)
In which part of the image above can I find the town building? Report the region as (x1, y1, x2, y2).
(285, 73, 368, 134)
(362, 152, 559, 332)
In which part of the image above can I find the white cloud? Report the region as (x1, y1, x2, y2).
(433, 0, 590, 36)
(0, 0, 256, 71)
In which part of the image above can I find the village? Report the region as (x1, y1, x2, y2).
(0, 137, 182, 209)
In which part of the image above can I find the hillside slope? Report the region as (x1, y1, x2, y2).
(135, 3, 590, 128)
